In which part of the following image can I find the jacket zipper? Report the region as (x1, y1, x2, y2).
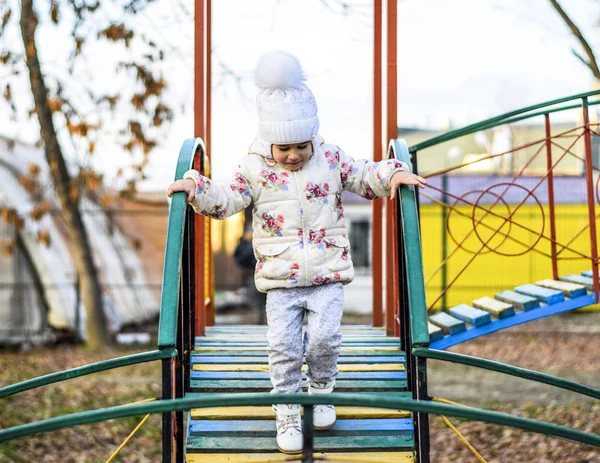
(294, 170, 311, 286)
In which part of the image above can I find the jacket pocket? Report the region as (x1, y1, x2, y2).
(323, 236, 352, 272)
(255, 242, 294, 279)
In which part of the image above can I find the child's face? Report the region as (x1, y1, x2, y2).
(271, 141, 312, 171)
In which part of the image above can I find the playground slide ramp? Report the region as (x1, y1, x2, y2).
(428, 272, 596, 350)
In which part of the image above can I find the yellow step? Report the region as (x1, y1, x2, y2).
(187, 451, 414, 462)
(192, 363, 405, 372)
(190, 406, 411, 420)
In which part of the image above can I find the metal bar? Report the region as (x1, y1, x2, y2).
(161, 358, 175, 462)
(3, 394, 599, 447)
(0, 349, 176, 399)
(415, 357, 430, 463)
(175, 299, 184, 462)
(372, 0, 384, 327)
(396, 197, 409, 354)
(206, 0, 215, 327)
(545, 114, 559, 280)
(195, 156, 206, 337)
(194, 0, 206, 337)
(441, 174, 448, 310)
(385, 0, 398, 336)
(411, 89, 600, 152)
(413, 348, 600, 399)
(582, 97, 599, 301)
(302, 406, 314, 462)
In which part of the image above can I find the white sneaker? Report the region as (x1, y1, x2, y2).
(308, 380, 336, 430)
(273, 403, 303, 454)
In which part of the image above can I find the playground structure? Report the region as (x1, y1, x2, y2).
(1, 91, 600, 462)
(1, 0, 600, 460)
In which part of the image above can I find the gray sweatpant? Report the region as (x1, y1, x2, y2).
(266, 283, 344, 393)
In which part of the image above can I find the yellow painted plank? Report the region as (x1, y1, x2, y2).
(190, 406, 411, 420)
(194, 346, 401, 352)
(193, 363, 405, 372)
(472, 296, 513, 316)
(187, 451, 414, 462)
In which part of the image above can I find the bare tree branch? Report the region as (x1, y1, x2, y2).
(549, 0, 600, 80)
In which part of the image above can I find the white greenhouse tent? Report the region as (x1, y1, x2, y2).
(0, 137, 159, 345)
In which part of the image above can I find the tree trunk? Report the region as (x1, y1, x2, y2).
(20, 0, 110, 348)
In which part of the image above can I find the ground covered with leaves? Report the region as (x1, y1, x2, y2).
(0, 312, 598, 462)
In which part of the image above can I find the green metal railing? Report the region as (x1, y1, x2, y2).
(1, 393, 599, 447)
(395, 90, 600, 462)
(0, 138, 203, 463)
(411, 89, 600, 152)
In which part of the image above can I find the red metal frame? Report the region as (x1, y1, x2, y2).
(582, 98, 599, 301)
(194, 0, 213, 336)
(193, 0, 399, 332)
(385, 0, 398, 336)
(545, 114, 559, 280)
(372, 0, 384, 327)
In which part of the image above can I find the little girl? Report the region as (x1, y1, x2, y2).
(167, 51, 427, 454)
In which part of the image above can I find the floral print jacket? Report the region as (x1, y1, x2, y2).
(183, 135, 409, 293)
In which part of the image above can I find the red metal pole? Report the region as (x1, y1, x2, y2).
(372, 0, 384, 327)
(385, 0, 398, 336)
(205, 0, 214, 327)
(544, 114, 558, 280)
(194, 0, 206, 336)
(582, 98, 599, 301)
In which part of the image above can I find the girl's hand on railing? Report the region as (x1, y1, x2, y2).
(389, 171, 427, 200)
(167, 178, 197, 203)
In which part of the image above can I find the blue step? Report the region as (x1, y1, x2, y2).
(428, 312, 466, 335)
(448, 304, 492, 326)
(514, 284, 564, 304)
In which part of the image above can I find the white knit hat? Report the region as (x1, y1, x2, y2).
(254, 51, 319, 145)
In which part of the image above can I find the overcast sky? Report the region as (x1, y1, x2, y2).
(2, 0, 599, 189)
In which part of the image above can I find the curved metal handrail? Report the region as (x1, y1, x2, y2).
(411, 89, 600, 152)
(413, 347, 600, 400)
(158, 137, 205, 349)
(0, 393, 598, 447)
(389, 139, 429, 346)
(0, 349, 177, 399)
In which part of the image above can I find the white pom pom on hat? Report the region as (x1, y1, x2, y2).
(254, 51, 319, 145)
(254, 51, 305, 89)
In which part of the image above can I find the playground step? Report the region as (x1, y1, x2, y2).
(186, 452, 415, 462)
(535, 279, 587, 298)
(428, 322, 443, 342)
(186, 325, 413, 459)
(559, 274, 594, 291)
(494, 291, 539, 312)
(428, 312, 466, 335)
(514, 284, 565, 304)
(190, 379, 409, 392)
(448, 304, 491, 326)
(472, 296, 516, 318)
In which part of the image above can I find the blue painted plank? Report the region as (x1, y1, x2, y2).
(514, 284, 564, 304)
(430, 293, 595, 350)
(191, 371, 407, 380)
(428, 322, 444, 342)
(428, 312, 466, 335)
(191, 356, 405, 364)
(189, 379, 408, 391)
(581, 270, 596, 278)
(494, 290, 539, 311)
(189, 418, 414, 434)
(448, 304, 491, 327)
(195, 342, 401, 348)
